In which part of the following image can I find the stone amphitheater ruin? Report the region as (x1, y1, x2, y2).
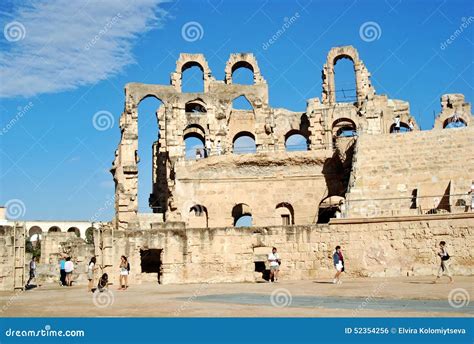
(1, 46, 473, 289)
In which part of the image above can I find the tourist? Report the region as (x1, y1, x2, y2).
(393, 115, 401, 133)
(268, 247, 281, 282)
(195, 149, 202, 160)
(59, 256, 66, 286)
(26, 256, 37, 288)
(87, 257, 97, 292)
(333, 245, 344, 284)
(97, 273, 109, 292)
(435, 241, 453, 283)
(205, 138, 212, 157)
(119, 255, 130, 290)
(470, 181, 474, 212)
(64, 257, 74, 286)
(408, 118, 415, 131)
(216, 140, 222, 156)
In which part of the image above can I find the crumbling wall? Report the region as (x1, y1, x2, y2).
(0, 226, 14, 290)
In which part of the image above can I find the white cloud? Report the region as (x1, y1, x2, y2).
(0, 0, 167, 98)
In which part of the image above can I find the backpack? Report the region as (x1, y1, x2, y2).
(442, 252, 450, 261)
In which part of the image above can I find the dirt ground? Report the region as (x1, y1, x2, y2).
(0, 276, 472, 317)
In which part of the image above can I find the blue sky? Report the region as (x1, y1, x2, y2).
(0, 0, 472, 221)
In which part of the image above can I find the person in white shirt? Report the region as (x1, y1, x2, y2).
(268, 247, 281, 283)
(216, 140, 222, 156)
(87, 257, 97, 292)
(64, 257, 74, 286)
(205, 138, 212, 157)
(393, 115, 401, 133)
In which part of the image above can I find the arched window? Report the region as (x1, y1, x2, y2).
(285, 131, 308, 152)
(389, 122, 410, 133)
(188, 204, 208, 228)
(332, 118, 357, 138)
(444, 115, 467, 129)
(185, 99, 207, 114)
(232, 95, 253, 110)
(184, 124, 206, 160)
(67, 227, 81, 238)
(233, 132, 256, 154)
(48, 226, 61, 233)
(317, 196, 345, 223)
(181, 62, 204, 93)
(28, 226, 42, 242)
(276, 203, 294, 225)
(231, 62, 254, 85)
(334, 56, 356, 103)
(232, 203, 252, 227)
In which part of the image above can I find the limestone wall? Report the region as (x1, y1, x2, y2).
(0, 226, 14, 290)
(102, 214, 473, 286)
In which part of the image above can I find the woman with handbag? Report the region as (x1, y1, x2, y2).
(435, 241, 453, 283)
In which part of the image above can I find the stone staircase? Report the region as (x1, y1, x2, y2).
(345, 126, 474, 217)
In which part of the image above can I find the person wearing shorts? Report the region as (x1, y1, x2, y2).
(333, 245, 344, 284)
(87, 257, 97, 292)
(268, 247, 281, 283)
(64, 257, 74, 286)
(118, 255, 130, 290)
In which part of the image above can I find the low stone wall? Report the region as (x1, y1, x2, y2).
(101, 214, 473, 285)
(0, 226, 14, 290)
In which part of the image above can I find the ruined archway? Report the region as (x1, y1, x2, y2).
(233, 131, 256, 154)
(67, 227, 81, 238)
(285, 130, 308, 152)
(276, 202, 294, 225)
(232, 203, 252, 227)
(188, 204, 208, 228)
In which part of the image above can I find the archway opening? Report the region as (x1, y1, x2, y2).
(232, 95, 253, 110)
(28, 226, 42, 243)
(232, 203, 252, 227)
(67, 227, 80, 238)
(233, 132, 256, 154)
(188, 204, 208, 228)
(334, 56, 357, 103)
(140, 248, 162, 284)
(231, 63, 254, 85)
(276, 202, 294, 225)
(48, 226, 61, 233)
(181, 62, 204, 93)
(285, 131, 308, 152)
(317, 196, 345, 223)
(390, 122, 410, 133)
(333, 118, 357, 138)
(184, 125, 206, 160)
(85, 227, 94, 244)
(138, 96, 163, 213)
(444, 115, 467, 129)
(185, 99, 207, 114)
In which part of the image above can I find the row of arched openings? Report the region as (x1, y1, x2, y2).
(27, 226, 94, 241)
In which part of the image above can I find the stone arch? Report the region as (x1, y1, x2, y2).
(276, 202, 294, 225)
(317, 195, 345, 223)
(332, 117, 357, 137)
(67, 227, 81, 238)
(188, 204, 208, 228)
(184, 124, 206, 159)
(185, 98, 207, 114)
(443, 115, 468, 128)
(48, 226, 61, 233)
(225, 53, 265, 84)
(284, 129, 309, 151)
(322, 46, 374, 105)
(232, 131, 256, 154)
(85, 227, 94, 244)
(232, 203, 252, 226)
(172, 53, 212, 92)
(28, 226, 42, 241)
